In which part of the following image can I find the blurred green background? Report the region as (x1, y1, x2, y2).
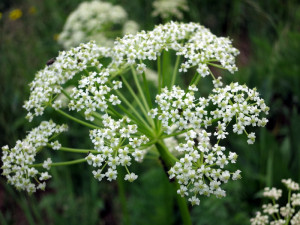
(0, 0, 300, 224)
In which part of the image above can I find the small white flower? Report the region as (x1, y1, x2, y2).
(124, 173, 138, 182)
(247, 132, 256, 144)
(43, 158, 52, 170)
(40, 172, 51, 181)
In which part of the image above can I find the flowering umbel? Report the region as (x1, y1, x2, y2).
(1, 121, 68, 193)
(250, 179, 300, 225)
(58, 0, 139, 49)
(2, 21, 268, 207)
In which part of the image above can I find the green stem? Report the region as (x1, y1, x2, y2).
(155, 141, 191, 225)
(161, 118, 221, 139)
(189, 72, 201, 86)
(174, 182, 192, 225)
(272, 198, 281, 220)
(56, 109, 100, 129)
(111, 84, 150, 128)
(47, 144, 98, 154)
(108, 67, 131, 82)
(193, 73, 202, 86)
(155, 141, 178, 167)
(61, 89, 72, 100)
(284, 190, 292, 225)
(158, 55, 162, 93)
(131, 66, 151, 113)
(208, 67, 217, 81)
(30, 158, 87, 167)
(161, 128, 193, 139)
(106, 106, 123, 119)
(141, 71, 153, 108)
(207, 62, 226, 70)
(117, 168, 130, 225)
(121, 73, 154, 127)
(170, 55, 181, 87)
(116, 104, 153, 137)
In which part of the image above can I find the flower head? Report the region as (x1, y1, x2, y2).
(9, 9, 22, 21)
(23, 41, 111, 121)
(1, 121, 67, 193)
(58, 1, 139, 49)
(150, 82, 268, 203)
(251, 178, 300, 225)
(112, 22, 239, 75)
(87, 114, 149, 182)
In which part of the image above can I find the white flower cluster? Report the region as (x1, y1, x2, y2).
(111, 21, 239, 75)
(263, 187, 282, 200)
(23, 41, 110, 121)
(152, 83, 269, 139)
(250, 178, 300, 225)
(152, 0, 189, 20)
(1, 121, 67, 193)
(87, 114, 149, 182)
(7, 21, 269, 204)
(282, 179, 300, 191)
(58, 0, 139, 49)
(68, 70, 122, 121)
(149, 83, 268, 204)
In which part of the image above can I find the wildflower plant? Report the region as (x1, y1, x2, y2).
(250, 179, 300, 225)
(1, 21, 269, 223)
(58, 0, 139, 49)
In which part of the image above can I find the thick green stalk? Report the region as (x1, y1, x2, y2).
(174, 182, 192, 225)
(155, 141, 178, 167)
(155, 141, 192, 225)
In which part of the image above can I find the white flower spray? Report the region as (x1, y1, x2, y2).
(58, 1, 139, 49)
(2, 21, 268, 216)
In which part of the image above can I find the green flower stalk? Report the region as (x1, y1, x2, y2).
(2, 22, 269, 223)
